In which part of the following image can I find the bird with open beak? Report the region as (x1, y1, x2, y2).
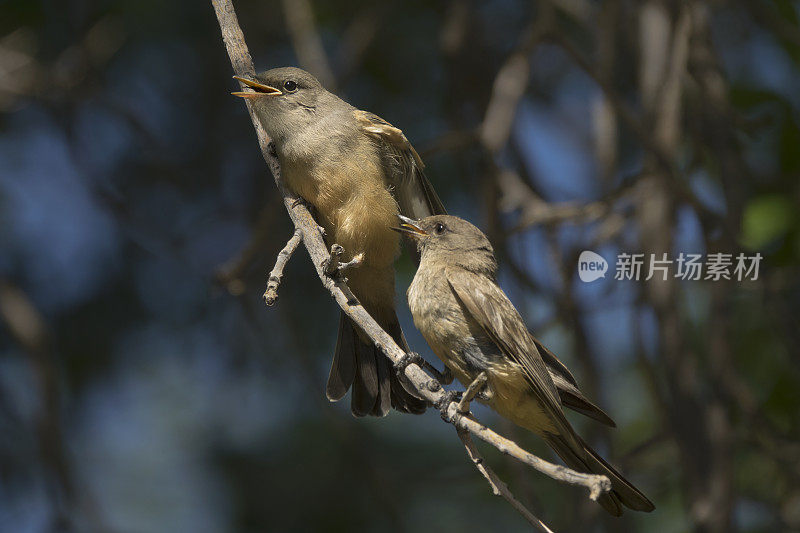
(395, 214, 655, 516)
(233, 67, 446, 417)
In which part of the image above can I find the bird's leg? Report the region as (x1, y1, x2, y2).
(457, 372, 490, 414)
(476, 389, 493, 402)
(395, 352, 453, 385)
(434, 365, 454, 386)
(423, 361, 453, 386)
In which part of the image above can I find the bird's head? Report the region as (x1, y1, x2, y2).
(393, 215, 497, 276)
(233, 67, 327, 142)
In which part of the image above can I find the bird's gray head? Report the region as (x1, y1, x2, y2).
(394, 215, 498, 276)
(232, 67, 330, 143)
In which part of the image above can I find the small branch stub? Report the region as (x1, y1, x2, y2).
(323, 244, 364, 278)
(263, 229, 303, 306)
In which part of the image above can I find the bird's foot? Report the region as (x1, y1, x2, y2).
(420, 359, 453, 386)
(457, 372, 490, 414)
(437, 366, 455, 386)
(434, 389, 462, 422)
(394, 352, 453, 384)
(395, 351, 423, 375)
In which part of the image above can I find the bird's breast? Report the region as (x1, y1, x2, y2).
(409, 269, 500, 380)
(279, 132, 400, 272)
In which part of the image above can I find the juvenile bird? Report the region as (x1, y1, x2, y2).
(233, 67, 446, 417)
(396, 214, 654, 516)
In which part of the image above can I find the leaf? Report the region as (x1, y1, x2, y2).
(741, 194, 795, 249)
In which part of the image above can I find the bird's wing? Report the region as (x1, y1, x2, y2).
(354, 109, 446, 218)
(533, 337, 617, 427)
(449, 271, 615, 427)
(445, 269, 569, 429)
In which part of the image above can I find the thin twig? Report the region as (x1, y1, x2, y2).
(211, 0, 610, 515)
(263, 228, 303, 306)
(457, 428, 555, 533)
(447, 405, 610, 500)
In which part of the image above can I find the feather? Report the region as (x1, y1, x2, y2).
(534, 338, 617, 427)
(354, 109, 446, 219)
(546, 434, 655, 515)
(327, 314, 357, 401)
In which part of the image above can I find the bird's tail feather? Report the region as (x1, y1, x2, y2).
(327, 316, 355, 402)
(327, 312, 426, 417)
(545, 434, 655, 516)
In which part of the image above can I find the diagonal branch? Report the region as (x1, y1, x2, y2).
(457, 428, 554, 532)
(211, 0, 611, 523)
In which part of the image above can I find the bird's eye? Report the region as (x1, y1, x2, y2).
(434, 223, 445, 235)
(283, 80, 298, 92)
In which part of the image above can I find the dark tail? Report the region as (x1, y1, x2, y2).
(326, 312, 427, 417)
(545, 434, 655, 516)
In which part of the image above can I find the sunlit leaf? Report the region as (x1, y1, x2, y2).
(741, 194, 795, 249)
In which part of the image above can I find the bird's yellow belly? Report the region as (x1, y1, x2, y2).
(483, 364, 557, 436)
(283, 158, 400, 312)
(434, 344, 557, 436)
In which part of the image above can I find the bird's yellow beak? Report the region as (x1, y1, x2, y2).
(391, 215, 428, 237)
(231, 76, 282, 98)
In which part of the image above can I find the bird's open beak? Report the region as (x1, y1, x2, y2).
(231, 76, 282, 98)
(391, 215, 428, 237)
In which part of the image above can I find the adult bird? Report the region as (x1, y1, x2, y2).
(233, 67, 446, 416)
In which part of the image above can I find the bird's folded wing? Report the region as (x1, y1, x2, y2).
(533, 336, 617, 427)
(550, 373, 617, 427)
(445, 269, 567, 426)
(354, 109, 446, 218)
